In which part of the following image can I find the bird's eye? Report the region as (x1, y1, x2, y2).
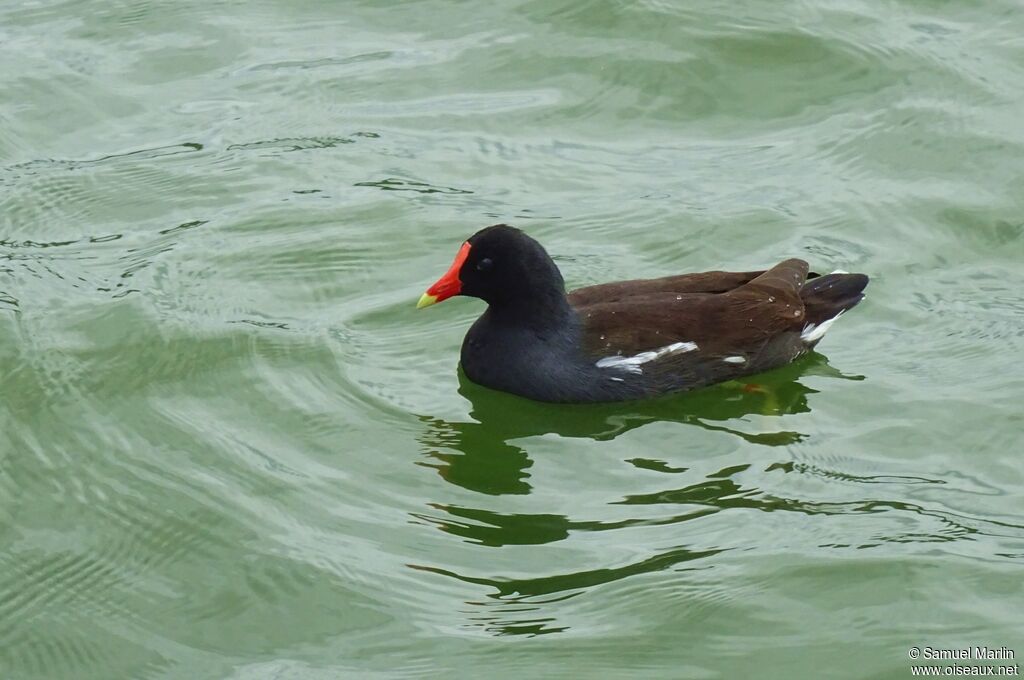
(476, 258, 493, 272)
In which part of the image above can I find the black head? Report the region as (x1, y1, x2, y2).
(418, 224, 566, 309)
(461, 225, 566, 305)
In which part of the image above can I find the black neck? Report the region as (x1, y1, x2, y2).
(488, 285, 574, 334)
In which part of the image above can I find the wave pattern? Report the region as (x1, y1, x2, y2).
(1, 0, 1023, 677)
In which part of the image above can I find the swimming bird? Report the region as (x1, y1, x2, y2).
(417, 225, 868, 403)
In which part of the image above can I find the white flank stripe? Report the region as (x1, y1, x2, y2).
(722, 355, 746, 364)
(801, 310, 844, 343)
(596, 341, 698, 375)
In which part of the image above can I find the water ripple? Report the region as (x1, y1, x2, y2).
(2, 0, 1024, 673)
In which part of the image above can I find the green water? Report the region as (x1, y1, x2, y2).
(2, 0, 1023, 678)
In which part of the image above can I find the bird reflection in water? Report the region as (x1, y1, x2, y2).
(410, 353, 863, 636)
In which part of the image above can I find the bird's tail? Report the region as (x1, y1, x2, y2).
(799, 272, 869, 346)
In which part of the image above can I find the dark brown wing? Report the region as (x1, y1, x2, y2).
(567, 269, 765, 307)
(576, 259, 810, 374)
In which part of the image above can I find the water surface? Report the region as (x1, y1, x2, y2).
(2, 0, 1023, 678)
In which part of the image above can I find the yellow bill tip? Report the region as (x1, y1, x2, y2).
(416, 292, 438, 309)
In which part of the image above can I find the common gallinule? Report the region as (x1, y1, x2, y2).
(417, 225, 868, 403)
